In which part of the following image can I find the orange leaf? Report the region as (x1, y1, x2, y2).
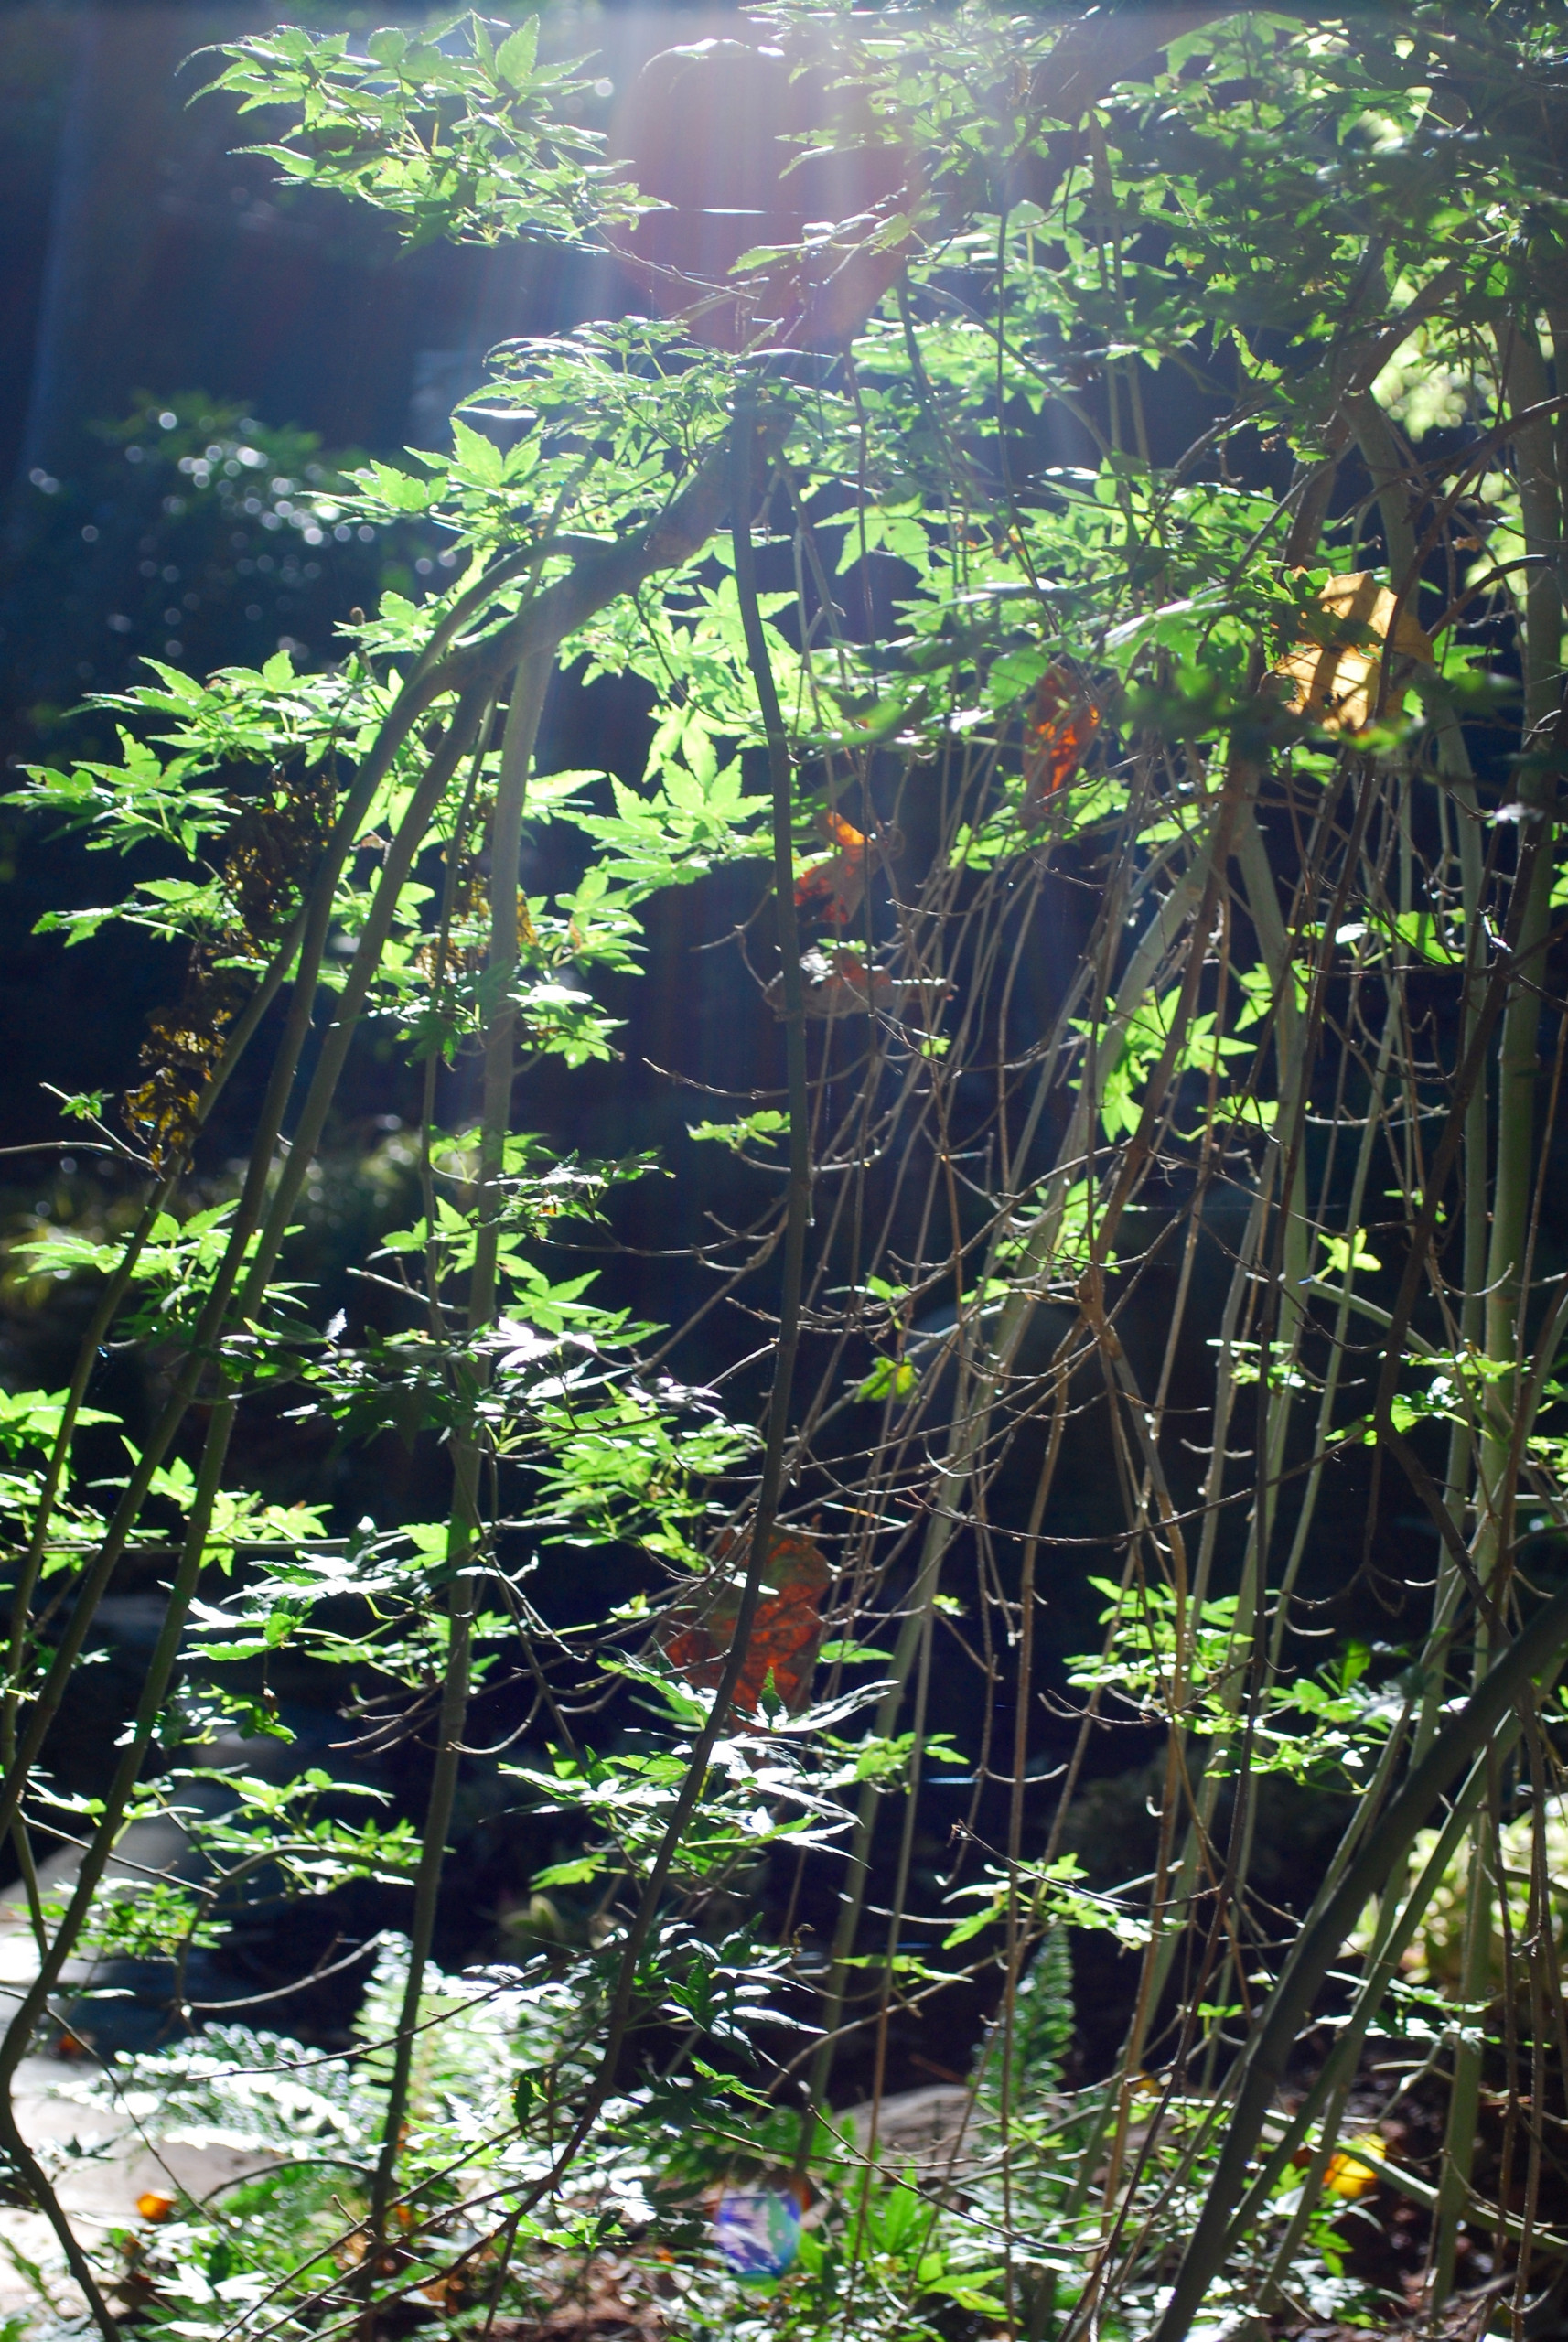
(821, 809, 867, 856)
(136, 2192, 177, 2224)
(664, 1530, 832, 1714)
(1021, 666, 1100, 826)
(1274, 572, 1434, 734)
(795, 808, 868, 928)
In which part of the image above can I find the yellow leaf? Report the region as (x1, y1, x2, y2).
(1276, 572, 1434, 734)
(1322, 2132, 1386, 2199)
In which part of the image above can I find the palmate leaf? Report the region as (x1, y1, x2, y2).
(563, 757, 771, 893)
(200, 13, 652, 252)
(8, 729, 233, 856)
(0, 1388, 119, 1457)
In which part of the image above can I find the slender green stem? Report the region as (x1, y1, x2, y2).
(365, 659, 548, 2274)
(1432, 321, 1562, 2303)
(467, 381, 813, 2231)
(1153, 1578, 1568, 2342)
(0, 700, 485, 2340)
(580, 376, 814, 2080)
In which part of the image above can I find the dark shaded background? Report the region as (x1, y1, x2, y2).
(4, 5, 648, 490)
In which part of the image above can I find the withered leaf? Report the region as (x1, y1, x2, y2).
(663, 1528, 832, 1714)
(1021, 666, 1101, 827)
(794, 808, 868, 928)
(1274, 571, 1434, 734)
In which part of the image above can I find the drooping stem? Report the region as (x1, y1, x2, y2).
(0, 449, 757, 2321)
(366, 658, 548, 2267)
(5, 621, 457, 1657)
(0, 691, 485, 1861)
(813, 789, 1242, 2115)
(1154, 1577, 1568, 2342)
(575, 377, 813, 2078)
(492, 381, 813, 2216)
(1433, 317, 1563, 2305)
(0, 698, 487, 2337)
(5, 884, 314, 1723)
